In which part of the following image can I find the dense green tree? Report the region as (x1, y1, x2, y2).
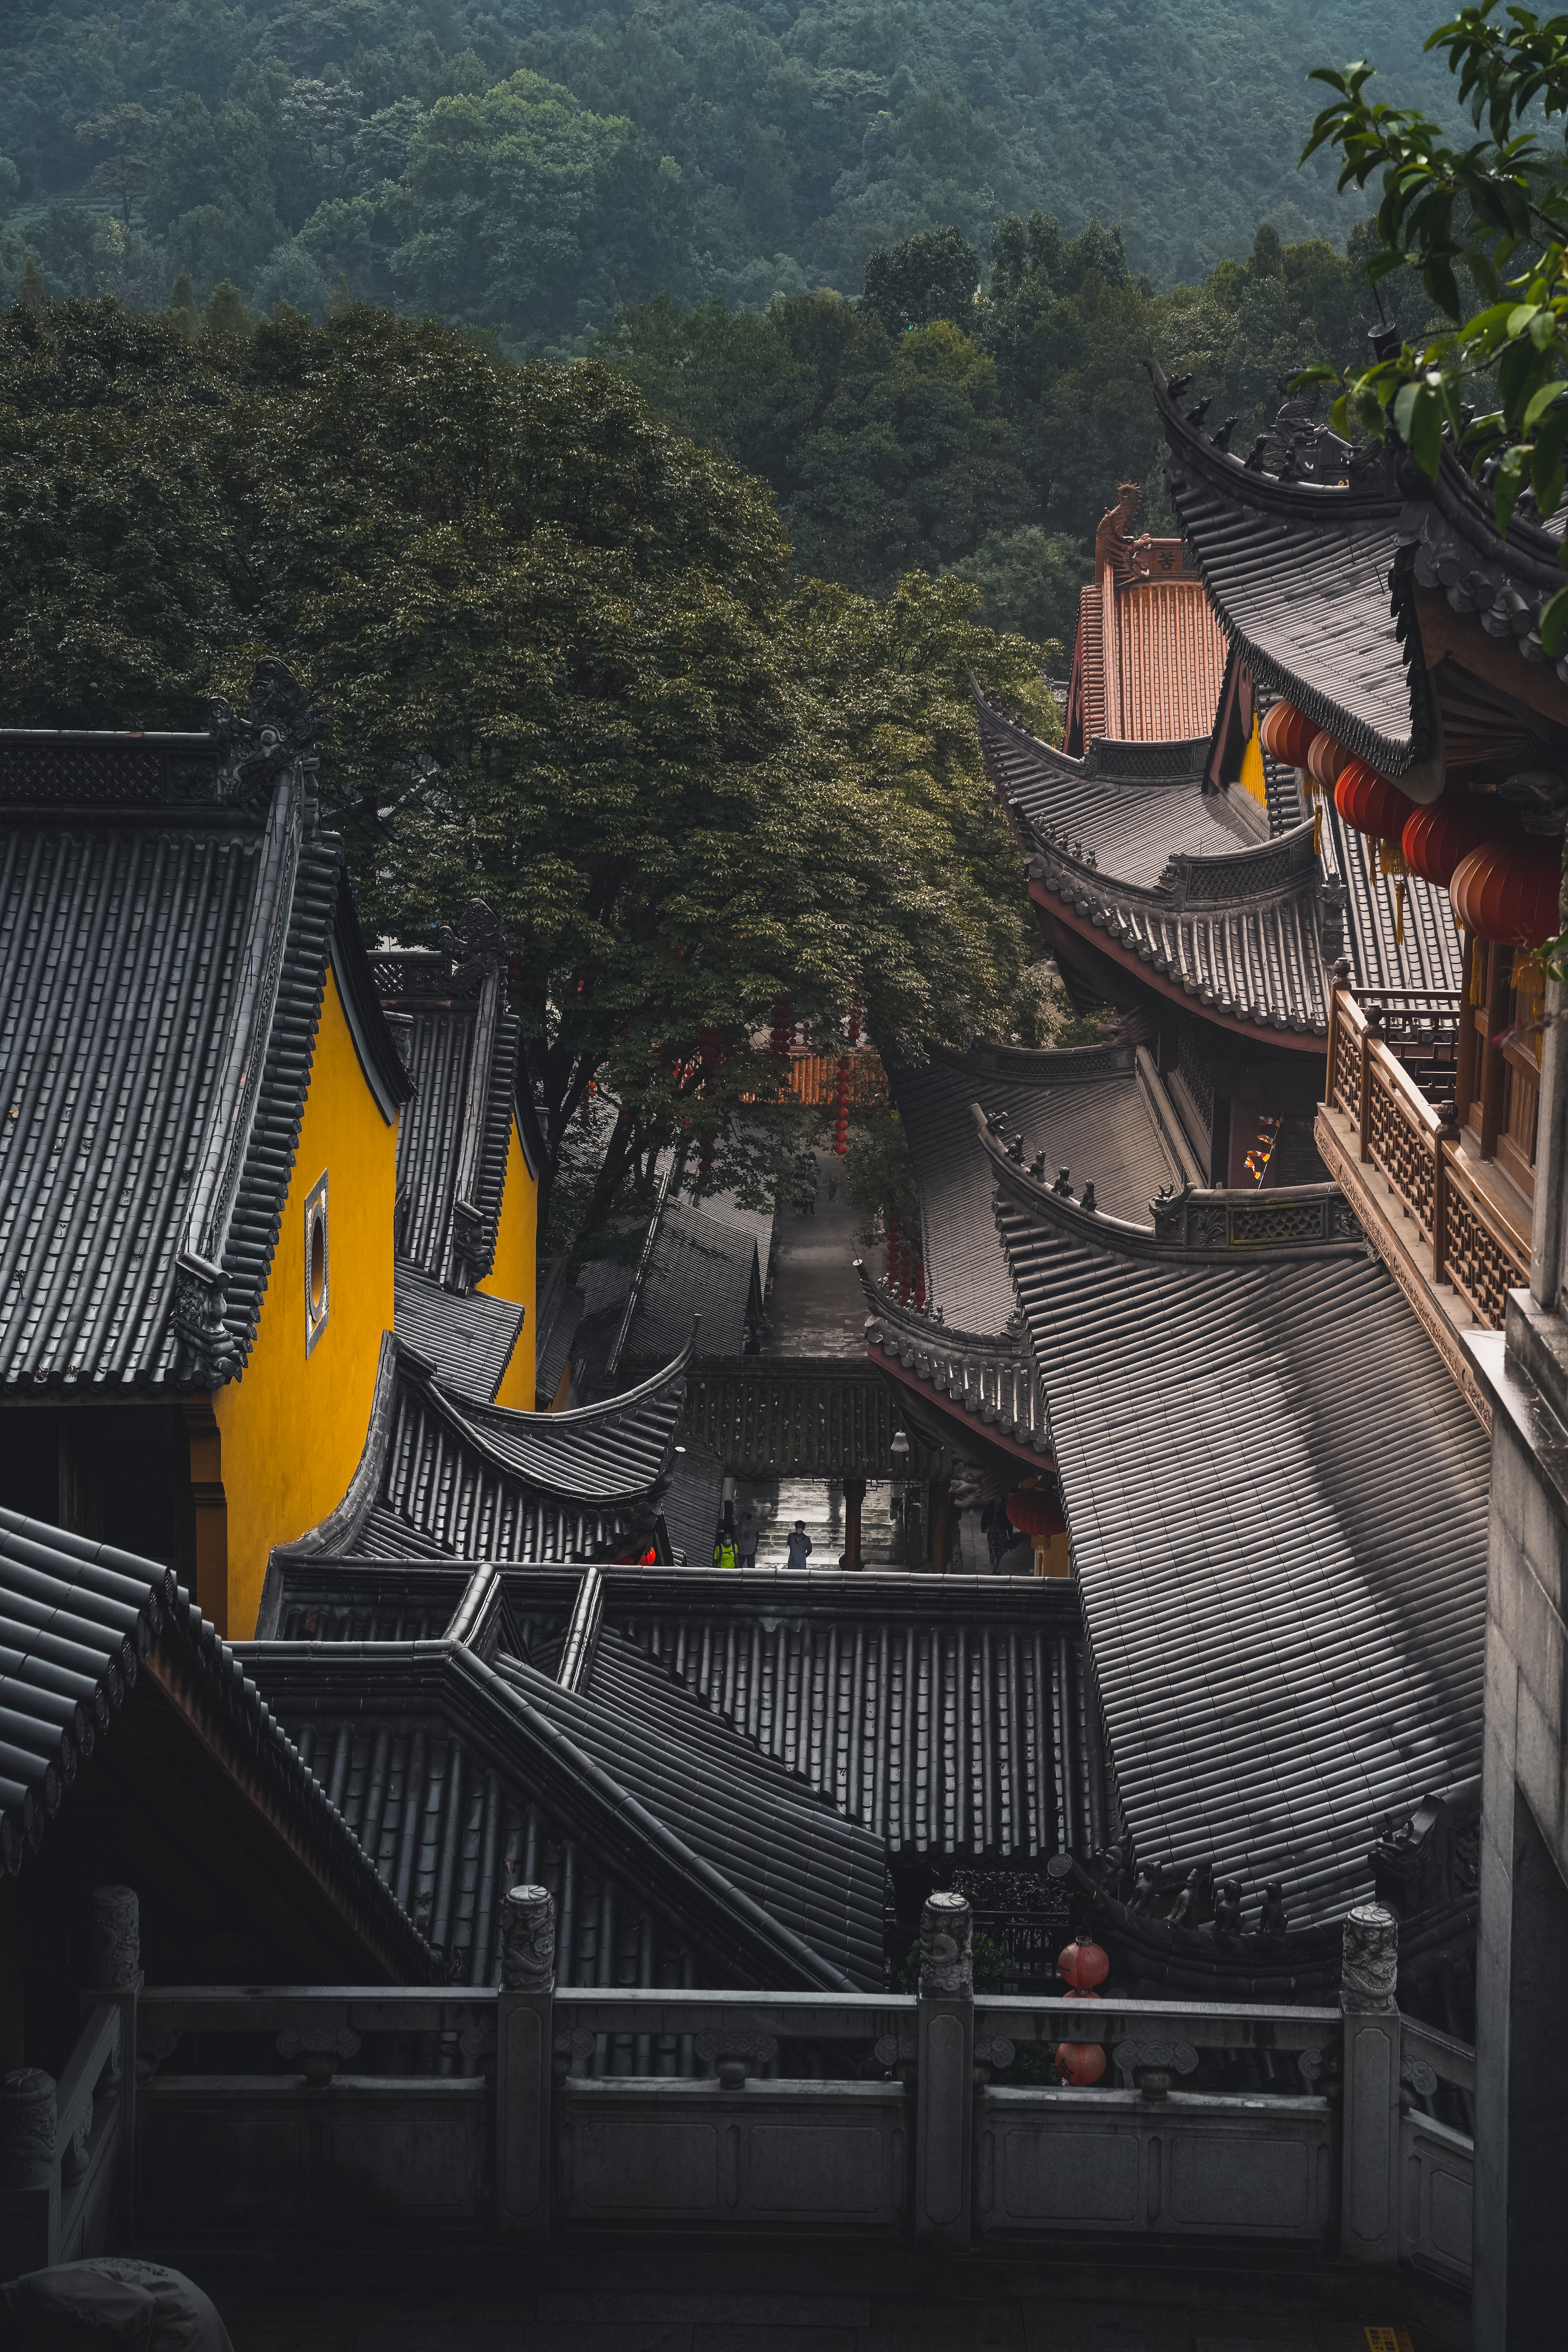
(862, 225, 980, 337)
(0, 292, 1049, 1254)
(384, 69, 696, 343)
(0, 0, 1476, 341)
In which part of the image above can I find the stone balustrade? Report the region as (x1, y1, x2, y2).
(0, 1892, 1472, 2285)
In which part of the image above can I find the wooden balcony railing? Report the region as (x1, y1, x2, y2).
(1324, 984, 1530, 1328)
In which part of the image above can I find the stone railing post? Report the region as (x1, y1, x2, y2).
(0, 2068, 59, 2276)
(495, 1883, 554, 2239)
(914, 1891, 974, 2245)
(80, 1884, 142, 2237)
(1338, 1901, 1402, 2265)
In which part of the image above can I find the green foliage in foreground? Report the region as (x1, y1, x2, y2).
(0, 292, 1054, 1257)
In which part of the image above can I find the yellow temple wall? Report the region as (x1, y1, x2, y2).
(479, 1116, 539, 1409)
(211, 965, 398, 1637)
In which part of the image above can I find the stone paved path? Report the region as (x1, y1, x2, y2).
(764, 1159, 867, 1358)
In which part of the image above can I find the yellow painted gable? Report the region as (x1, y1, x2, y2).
(1239, 712, 1269, 812)
(478, 1115, 539, 1409)
(209, 962, 398, 1636)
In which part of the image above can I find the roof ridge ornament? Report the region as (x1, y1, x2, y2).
(208, 660, 321, 807)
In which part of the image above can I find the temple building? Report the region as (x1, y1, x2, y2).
(378, 913, 541, 1411)
(1064, 481, 1228, 754)
(0, 675, 412, 1639)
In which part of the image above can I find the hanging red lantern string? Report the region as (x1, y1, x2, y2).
(1057, 1932, 1110, 1991)
(885, 1208, 899, 1287)
(1007, 1489, 1067, 1539)
(1335, 761, 1421, 945)
(912, 1257, 926, 1311)
(1303, 731, 1352, 856)
(1055, 1989, 1107, 2087)
(899, 1245, 911, 1307)
(1451, 837, 1565, 948)
(1403, 792, 1519, 892)
(1258, 700, 1318, 769)
(834, 1051, 851, 1158)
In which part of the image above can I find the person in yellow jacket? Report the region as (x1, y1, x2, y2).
(713, 1525, 739, 1570)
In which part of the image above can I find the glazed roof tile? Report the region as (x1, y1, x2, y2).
(0, 1505, 436, 1974)
(377, 925, 521, 1295)
(891, 1039, 1181, 1335)
(392, 1260, 526, 1406)
(0, 724, 409, 1394)
(1092, 573, 1230, 742)
(243, 1636, 875, 1991)
(1154, 361, 1568, 771)
(268, 1340, 688, 1574)
(976, 1117, 1490, 1922)
(255, 1556, 1117, 1874)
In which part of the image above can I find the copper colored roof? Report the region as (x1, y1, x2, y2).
(1075, 572, 1229, 745)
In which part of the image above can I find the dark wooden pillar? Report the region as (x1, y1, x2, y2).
(929, 1479, 950, 1573)
(843, 1477, 865, 1570)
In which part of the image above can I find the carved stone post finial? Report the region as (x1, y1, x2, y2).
(919, 1891, 973, 1996)
(501, 1884, 555, 1993)
(0, 2071, 57, 2190)
(1340, 1901, 1399, 2012)
(84, 1885, 141, 1990)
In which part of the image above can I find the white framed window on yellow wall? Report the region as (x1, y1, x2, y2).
(304, 1171, 330, 1354)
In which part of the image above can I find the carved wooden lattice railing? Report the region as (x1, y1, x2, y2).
(1324, 984, 1528, 1329)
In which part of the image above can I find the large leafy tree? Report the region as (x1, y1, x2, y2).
(0, 293, 1049, 1259)
(1301, 2, 1568, 651)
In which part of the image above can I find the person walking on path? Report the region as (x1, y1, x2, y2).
(737, 1511, 758, 1570)
(785, 1520, 813, 1569)
(713, 1521, 739, 1570)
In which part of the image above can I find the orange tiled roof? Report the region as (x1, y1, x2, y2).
(1074, 571, 1227, 744)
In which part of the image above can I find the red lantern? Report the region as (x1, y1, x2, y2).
(1258, 701, 1317, 768)
(1451, 839, 1564, 947)
(1007, 1489, 1067, 1539)
(1402, 793, 1516, 890)
(1334, 759, 1417, 844)
(1055, 1989, 1107, 2086)
(1306, 732, 1352, 793)
(1057, 1934, 1110, 1991)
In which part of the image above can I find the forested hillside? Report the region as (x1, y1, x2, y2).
(1, 0, 1459, 348)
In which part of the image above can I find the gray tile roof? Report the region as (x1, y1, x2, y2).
(0, 735, 409, 1392)
(975, 696, 1265, 886)
(376, 929, 521, 1295)
(977, 1117, 1491, 1923)
(975, 692, 1343, 1041)
(892, 1041, 1181, 1335)
(606, 1568, 1115, 1868)
(505, 1626, 887, 1987)
(1155, 362, 1568, 768)
(255, 1556, 1115, 1879)
(627, 1194, 764, 1364)
(272, 1343, 688, 1571)
(241, 1619, 886, 1992)
(0, 1504, 436, 1976)
(1151, 364, 1422, 776)
(393, 1259, 526, 1405)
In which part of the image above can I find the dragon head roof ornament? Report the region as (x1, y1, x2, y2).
(208, 659, 322, 806)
